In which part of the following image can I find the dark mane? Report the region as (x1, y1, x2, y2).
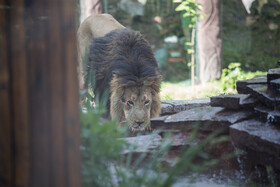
(86, 28, 160, 106)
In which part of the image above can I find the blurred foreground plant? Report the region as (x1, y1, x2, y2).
(81, 103, 232, 186)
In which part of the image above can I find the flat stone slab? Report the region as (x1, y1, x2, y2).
(161, 98, 210, 115)
(152, 106, 254, 133)
(236, 76, 267, 94)
(210, 94, 256, 109)
(267, 68, 280, 83)
(161, 103, 174, 115)
(121, 134, 162, 154)
(120, 132, 202, 157)
(269, 78, 280, 93)
(239, 94, 259, 108)
(254, 106, 280, 125)
(246, 84, 280, 108)
(230, 119, 280, 170)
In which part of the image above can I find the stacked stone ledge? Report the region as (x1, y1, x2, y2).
(156, 68, 280, 171)
(230, 68, 280, 171)
(122, 68, 280, 178)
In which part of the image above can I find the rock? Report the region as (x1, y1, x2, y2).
(230, 119, 280, 170)
(267, 68, 280, 83)
(254, 106, 280, 125)
(161, 103, 174, 115)
(162, 132, 198, 148)
(120, 131, 200, 158)
(121, 134, 162, 154)
(150, 115, 168, 127)
(246, 84, 280, 108)
(210, 94, 256, 109)
(161, 98, 210, 115)
(210, 94, 242, 109)
(269, 78, 280, 94)
(236, 76, 267, 94)
(239, 94, 259, 108)
(151, 106, 254, 133)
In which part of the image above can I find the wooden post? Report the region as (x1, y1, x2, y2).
(0, 1, 81, 187)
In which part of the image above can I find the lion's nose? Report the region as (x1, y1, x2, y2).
(135, 120, 144, 126)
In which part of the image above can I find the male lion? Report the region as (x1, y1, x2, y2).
(77, 14, 161, 131)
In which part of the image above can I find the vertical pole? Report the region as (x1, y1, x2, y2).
(191, 27, 195, 87)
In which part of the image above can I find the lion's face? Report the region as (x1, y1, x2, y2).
(110, 74, 161, 132)
(120, 86, 152, 131)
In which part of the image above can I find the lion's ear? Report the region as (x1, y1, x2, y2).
(144, 75, 161, 93)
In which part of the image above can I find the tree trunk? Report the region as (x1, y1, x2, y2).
(0, 1, 81, 186)
(197, 0, 222, 84)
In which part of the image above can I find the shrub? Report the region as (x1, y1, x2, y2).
(220, 62, 266, 92)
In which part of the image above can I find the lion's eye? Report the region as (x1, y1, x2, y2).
(121, 98, 126, 103)
(144, 100, 150, 105)
(127, 100, 134, 106)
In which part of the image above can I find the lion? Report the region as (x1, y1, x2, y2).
(77, 14, 161, 131)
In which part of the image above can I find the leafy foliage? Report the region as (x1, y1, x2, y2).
(220, 62, 266, 92)
(173, 0, 202, 28)
(81, 105, 127, 187)
(173, 0, 202, 54)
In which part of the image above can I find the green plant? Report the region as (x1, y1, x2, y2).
(220, 62, 244, 92)
(81, 105, 127, 187)
(173, 0, 202, 28)
(174, 0, 202, 55)
(220, 62, 266, 92)
(173, 0, 204, 85)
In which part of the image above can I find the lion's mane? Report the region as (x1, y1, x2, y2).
(86, 28, 161, 123)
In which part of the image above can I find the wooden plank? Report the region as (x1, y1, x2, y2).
(47, 1, 66, 187)
(0, 1, 12, 186)
(61, 1, 81, 187)
(24, 1, 50, 186)
(9, 1, 30, 186)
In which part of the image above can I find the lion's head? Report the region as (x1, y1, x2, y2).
(110, 74, 161, 131)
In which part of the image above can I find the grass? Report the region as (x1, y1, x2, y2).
(160, 80, 225, 100)
(161, 63, 267, 100)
